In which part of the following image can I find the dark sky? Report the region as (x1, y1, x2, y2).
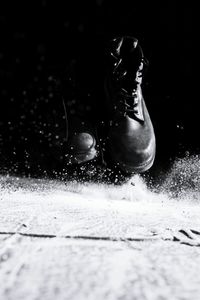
(0, 1, 194, 177)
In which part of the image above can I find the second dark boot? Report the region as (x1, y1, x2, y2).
(65, 117, 98, 165)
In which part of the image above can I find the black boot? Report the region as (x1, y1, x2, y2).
(105, 36, 156, 173)
(65, 116, 98, 165)
(62, 60, 99, 166)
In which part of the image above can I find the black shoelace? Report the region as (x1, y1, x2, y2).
(111, 54, 147, 118)
(117, 88, 139, 116)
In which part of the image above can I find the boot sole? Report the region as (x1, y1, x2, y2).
(67, 148, 98, 165)
(114, 150, 156, 174)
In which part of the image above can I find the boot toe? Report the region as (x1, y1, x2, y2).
(67, 132, 97, 164)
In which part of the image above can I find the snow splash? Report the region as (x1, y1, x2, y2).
(1, 154, 200, 249)
(158, 154, 200, 202)
(0, 154, 200, 204)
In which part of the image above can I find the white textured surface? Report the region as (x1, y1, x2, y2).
(1, 174, 200, 300)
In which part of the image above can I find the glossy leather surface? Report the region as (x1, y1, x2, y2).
(108, 96, 156, 173)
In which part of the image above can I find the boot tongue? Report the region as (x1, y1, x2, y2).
(111, 37, 144, 85)
(110, 36, 138, 57)
(120, 38, 144, 74)
(120, 36, 138, 57)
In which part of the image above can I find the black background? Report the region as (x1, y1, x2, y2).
(0, 1, 194, 179)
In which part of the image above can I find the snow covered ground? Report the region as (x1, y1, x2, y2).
(1, 156, 200, 300)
